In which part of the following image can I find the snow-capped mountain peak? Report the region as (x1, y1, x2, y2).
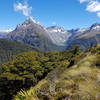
(90, 23, 100, 31)
(16, 17, 42, 29)
(75, 28, 89, 33)
(26, 17, 37, 24)
(26, 17, 42, 26)
(46, 26, 71, 46)
(47, 26, 68, 34)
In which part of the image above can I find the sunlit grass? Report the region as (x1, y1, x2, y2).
(13, 52, 100, 100)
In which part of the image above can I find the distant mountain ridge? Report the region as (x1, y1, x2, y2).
(47, 26, 71, 46)
(2, 17, 100, 51)
(67, 23, 100, 50)
(5, 17, 66, 51)
(0, 29, 12, 38)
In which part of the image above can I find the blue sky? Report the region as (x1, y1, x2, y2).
(0, 0, 100, 30)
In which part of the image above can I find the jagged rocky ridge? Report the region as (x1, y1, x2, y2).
(67, 23, 100, 50)
(6, 17, 66, 51)
(3, 17, 100, 51)
(47, 26, 71, 46)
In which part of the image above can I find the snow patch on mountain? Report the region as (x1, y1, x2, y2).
(90, 23, 100, 31)
(47, 26, 71, 46)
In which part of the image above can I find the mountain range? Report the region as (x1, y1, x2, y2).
(1, 17, 100, 51)
(5, 17, 65, 51)
(67, 23, 100, 50)
(1, 17, 100, 100)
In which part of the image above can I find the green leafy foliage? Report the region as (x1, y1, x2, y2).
(13, 45, 100, 100)
(0, 46, 81, 100)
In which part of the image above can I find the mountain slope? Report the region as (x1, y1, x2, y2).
(67, 23, 100, 50)
(0, 51, 70, 100)
(47, 26, 71, 46)
(0, 46, 81, 100)
(14, 44, 100, 100)
(6, 17, 66, 51)
(0, 38, 41, 65)
(4, 17, 100, 51)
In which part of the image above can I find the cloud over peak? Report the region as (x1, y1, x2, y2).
(14, 0, 32, 16)
(79, 0, 100, 17)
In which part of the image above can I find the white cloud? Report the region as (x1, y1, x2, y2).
(79, 0, 89, 3)
(86, 1, 100, 12)
(97, 12, 100, 17)
(52, 22, 56, 25)
(79, 0, 93, 3)
(79, 0, 100, 17)
(14, 0, 32, 16)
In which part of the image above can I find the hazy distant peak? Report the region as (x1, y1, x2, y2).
(0, 29, 13, 33)
(46, 25, 71, 46)
(0, 29, 12, 38)
(47, 26, 68, 33)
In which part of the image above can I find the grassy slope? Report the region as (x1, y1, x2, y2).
(0, 50, 72, 100)
(0, 39, 41, 65)
(14, 45, 100, 100)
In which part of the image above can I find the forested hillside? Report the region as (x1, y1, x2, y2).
(1, 1, 100, 100)
(0, 46, 81, 100)
(1, 44, 100, 100)
(0, 39, 41, 65)
(14, 45, 100, 100)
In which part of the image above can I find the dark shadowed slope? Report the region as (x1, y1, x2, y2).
(0, 38, 41, 65)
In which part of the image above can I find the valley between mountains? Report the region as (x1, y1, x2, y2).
(1, 17, 100, 51)
(0, 17, 100, 100)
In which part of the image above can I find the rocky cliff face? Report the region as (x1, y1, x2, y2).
(6, 17, 66, 51)
(67, 23, 100, 50)
(47, 26, 71, 46)
(5, 17, 100, 51)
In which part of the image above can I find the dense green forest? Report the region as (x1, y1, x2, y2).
(0, 39, 41, 65)
(13, 45, 100, 100)
(0, 44, 100, 100)
(0, 46, 81, 100)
